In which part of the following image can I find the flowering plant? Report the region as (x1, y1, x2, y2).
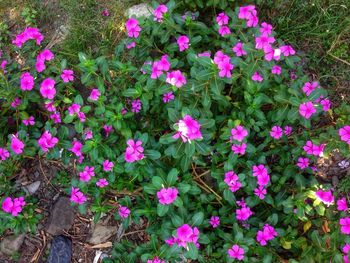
(1, 1, 350, 262)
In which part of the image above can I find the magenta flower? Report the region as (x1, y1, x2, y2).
(231, 143, 246, 155)
(125, 18, 141, 38)
(35, 60, 46, 72)
(232, 42, 247, 57)
(158, 55, 171, 71)
(214, 51, 230, 65)
(255, 35, 275, 50)
(61, 69, 74, 83)
(11, 135, 24, 154)
(125, 139, 144, 163)
(157, 187, 178, 205)
(153, 4, 168, 22)
(38, 131, 59, 152)
(163, 92, 174, 103)
(303, 141, 325, 157)
(252, 164, 270, 186)
(238, 5, 258, 27)
(89, 88, 101, 101)
(320, 98, 331, 111)
(101, 9, 110, 17)
(218, 25, 231, 37)
(96, 178, 109, 188)
(20, 72, 34, 91)
(302, 81, 319, 96)
(50, 113, 61, 124)
(11, 97, 21, 108)
(209, 216, 220, 228)
(70, 140, 83, 157)
(218, 60, 234, 78)
(119, 206, 130, 218)
(228, 244, 245, 261)
(256, 224, 277, 246)
(343, 243, 350, 254)
(12, 27, 44, 48)
(103, 125, 113, 137)
(126, 42, 136, 49)
(270, 126, 283, 139)
(2, 196, 25, 216)
(260, 22, 273, 35)
(102, 159, 114, 172)
(173, 115, 202, 142)
(198, 51, 211, 57)
(252, 71, 263, 82)
(23, 116, 35, 126)
(230, 125, 248, 142)
(147, 257, 165, 263)
(315, 190, 334, 206)
(37, 49, 54, 62)
(339, 126, 350, 144)
(263, 45, 281, 61)
(84, 130, 93, 140)
(45, 101, 56, 112)
(280, 45, 296, 56)
(70, 187, 86, 205)
(340, 217, 350, 235)
(40, 78, 56, 99)
(0, 147, 10, 161)
(1, 60, 7, 73)
(297, 157, 309, 169)
(224, 170, 241, 192)
(299, 102, 316, 119)
(174, 224, 200, 248)
(337, 197, 348, 211)
(68, 103, 81, 115)
(271, 65, 282, 75)
(177, 35, 189, 52)
(254, 186, 267, 199)
(236, 206, 253, 221)
(131, 99, 142, 113)
(151, 62, 163, 79)
(216, 12, 229, 26)
(79, 166, 95, 182)
(284, 126, 292, 136)
(166, 70, 187, 88)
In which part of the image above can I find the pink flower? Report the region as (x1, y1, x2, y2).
(236, 206, 253, 221)
(2, 196, 25, 216)
(343, 243, 350, 254)
(125, 139, 144, 163)
(131, 99, 142, 113)
(102, 160, 114, 171)
(339, 126, 350, 144)
(176, 224, 193, 242)
(70, 141, 83, 157)
(1, 60, 7, 72)
(77, 112, 85, 122)
(337, 198, 348, 211)
(23, 116, 35, 126)
(40, 78, 56, 99)
(271, 65, 282, 75)
(252, 164, 270, 186)
(302, 81, 319, 96)
(260, 22, 273, 35)
(284, 126, 292, 136)
(38, 131, 59, 152)
(230, 125, 248, 142)
(214, 51, 230, 65)
(12, 27, 44, 48)
(173, 115, 202, 142)
(126, 42, 136, 49)
(315, 190, 334, 206)
(20, 72, 34, 91)
(231, 143, 246, 155)
(38, 49, 54, 61)
(340, 217, 350, 235)
(320, 98, 331, 111)
(158, 55, 171, 71)
(35, 60, 46, 72)
(224, 171, 241, 192)
(163, 92, 174, 103)
(256, 224, 277, 246)
(177, 35, 189, 52)
(96, 178, 109, 188)
(119, 206, 130, 218)
(147, 257, 165, 263)
(263, 45, 281, 61)
(89, 89, 101, 101)
(11, 135, 24, 154)
(209, 216, 220, 228)
(299, 102, 316, 119)
(303, 141, 325, 157)
(255, 35, 275, 50)
(45, 101, 56, 112)
(218, 60, 234, 78)
(216, 12, 229, 26)
(151, 62, 163, 79)
(11, 97, 21, 108)
(103, 125, 113, 137)
(270, 126, 283, 139)
(252, 71, 263, 82)
(0, 147, 10, 161)
(125, 18, 141, 38)
(101, 9, 110, 17)
(198, 51, 211, 57)
(157, 187, 178, 205)
(228, 244, 245, 261)
(218, 25, 231, 37)
(280, 45, 296, 56)
(61, 69, 74, 83)
(68, 103, 81, 115)
(70, 187, 86, 204)
(254, 186, 267, 199)
(153, 4, 168, 22)
(50, 113, 61, 124)
(84, 130, 93, 140)
(79, 166, 95, 182)
(238, 5, 256, 20)
(232, 42, 247, 57)
(297, 157, 309, 169)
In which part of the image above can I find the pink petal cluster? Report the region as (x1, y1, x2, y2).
(151, 55, 171, 79)
(270, 126, 283, 139)
(252, 71, 263, 82)
(79, 166, 95, 182)
(340, 217, 350, 235)
(284, 126, 293, 136)
(299, 101, 316, 119)
(11, 135, 25, 154)
(320, 98, 331, 111)
(36, 49, 54, 72)
(131, 99, 142, 113)
(209, 216, 220, 228)
(103, 159, 114, 171)
(214, 51, 234, 78)
(166, 224, 200, 249)
(147, 257, 165, 263)
(157, 187, 178, 205)
(228, 244, 245, 261)
(315, 190, 334, 206)
(236, 206, 253, 221)
(0, 147, 10, 161)
(50, 113, 61, 124)
(260, 22, 273, 35)
(255, 34, 275, 50)
(218, 26, 231, 37)
(2, 196, 25, 216)
(303, 141, 325, 157)
(252, 164, 270, 186)
(125, 18, 141, 38)
(89, 88, 101, 101)
(119, 206, 130, 218)
(238, 5, 258, 27)
(230, 125, 248, 142)
(61, 69, 74, 83)
(40, 78, 56, 99)
(12, 27, 44, 48)
(254, 186, 267, 199)
(216, 12, 229, 26)
(271, 65, 282, 75)
(68, 103, 81, 115)
(84, 130, 93, 140)
(125, 139, 144, 163)
(70, 187, 86, 204)
(256, 224, 277, 246)
(153, 4, 168, 22)
(126, 42, 136, 49)
(23, 116, 35, 126)
(339, 126, 350, 144)
(70, 140, 83, 158)
(38, 131, 59, 152)
(173, 115, 202, 142)
(343, 244, 350, 263)
(232, 42, 247, 57)
(337, 197, 348, 211)
(103, 125, 113, 137)
(163, 92, 174, 103)
(297, 157, 309, 169)
(96, 178, 109, 188)
(302, 81, 319, 96)
(224, 170, 241, 192)
(11, 97, 22, 108)
(166, 70, 186, 88)
(280, 45, 296, 56)
(20, 72, 34, 91)
(177, 35, 189, 52)
(231, 143, 246, 155)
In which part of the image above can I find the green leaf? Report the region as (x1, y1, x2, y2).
(185, 242, 198, 259)
(167, 168, 179, 185)
(192, 211, 204, 226)
(152, 176, 164, 188)
(157, 204, 169, 217)
(145, 150, 161, 160)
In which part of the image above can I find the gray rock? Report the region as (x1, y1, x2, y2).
(22, 181, 41, 195)
(0, 234, 25, 255)
(46, 197, 75, 235)
(88, 223, 118, 245)
(125, 3, 153, 18)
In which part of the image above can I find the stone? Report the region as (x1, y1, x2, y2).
(0, 234, 25, 255)
(46, 197, 75, 235)
(125, 3, 153, 18)
(88, 223, 118, 245)
(22, 181, 41, 195)
(47, 235, 72, 263)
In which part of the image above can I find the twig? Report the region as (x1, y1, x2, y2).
(38, 157, 61, 193)
(328, 53, 350, 66)
(121, 229, 145, 237)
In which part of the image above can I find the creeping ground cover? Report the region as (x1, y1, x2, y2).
(0, 1, 350, 262)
